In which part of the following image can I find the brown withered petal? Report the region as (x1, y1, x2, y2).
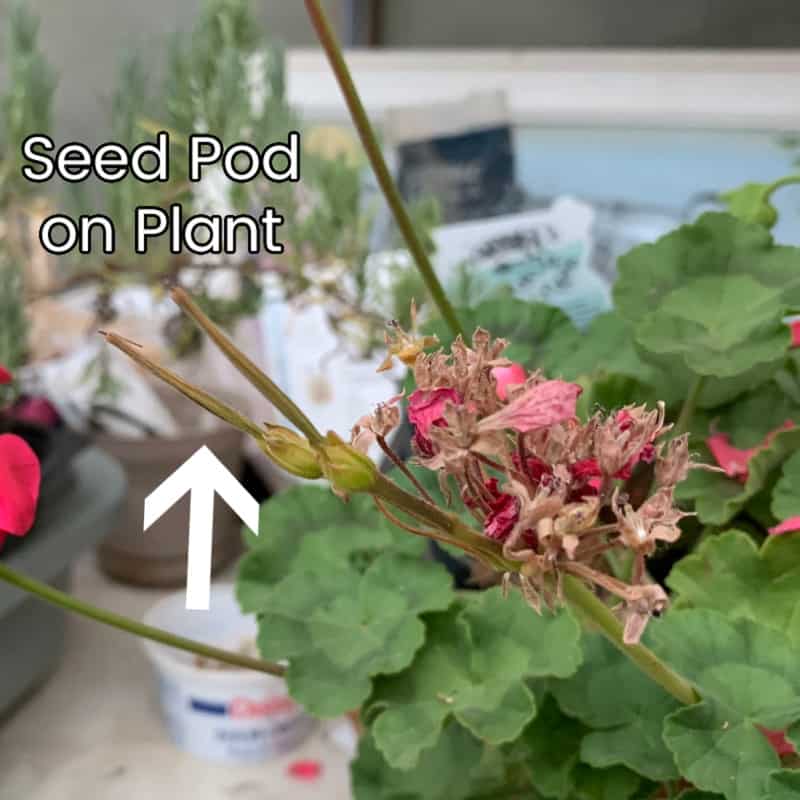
(622, 584, 668, 644)
(655, 434, 692, 488)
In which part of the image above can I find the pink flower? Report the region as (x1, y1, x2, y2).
(759, 726, 797, 757)
(0, 434, 41, 552)
(0, 364, 12, 385)
(407, 388, 462, 437)
(707, 421, 794, 483)
(491, 363, 527, 401)
(769, 517, 800, 536)
(12, 397, 60, 428)
(790, 320, 800, 348)
(479, 380, 582, 434)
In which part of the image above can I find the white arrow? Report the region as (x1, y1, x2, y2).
(144, 446, 260, 610)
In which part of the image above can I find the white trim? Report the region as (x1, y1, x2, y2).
(287, 48, 800, 130)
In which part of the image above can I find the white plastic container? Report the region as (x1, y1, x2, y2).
(142, 583, 316, 764)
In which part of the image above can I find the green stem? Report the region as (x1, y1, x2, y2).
(674, 375, 705, 436)
(170, 288, 323, 444)
(0, 563, 286, 677)
(303, 0, 466, 342)
(765, 173, 800, 200)
(562, 575, 699, 705)
(374, 474, 516, 571)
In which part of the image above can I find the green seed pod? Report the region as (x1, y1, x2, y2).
(259, 425, 322, 480)
(317, 431, 378, 492)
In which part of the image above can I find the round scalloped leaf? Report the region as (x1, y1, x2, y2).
(664, 701, 779, 800)
(614, 212, 800, 326)
(550, 633, 680, 781)
(519, 693, 586, 798)
(351, 723, 484, 800)
(667, 530, 800, 645)
(253, 552, 453, 717)
(369, 588, 582, 771)
(633, 275, 790, 379)
(652, 610, 800, 799)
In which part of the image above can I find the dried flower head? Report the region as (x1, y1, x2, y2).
(366, 319, 703, 642)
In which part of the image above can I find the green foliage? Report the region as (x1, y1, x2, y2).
(667, 530, 800, 644)
(772, 452, 800, 521)
(653, 610, 800, 800)
(720, 182, 779, 229)
(676, 427, 800, 526)
(551, 633, 681, 781)
(238, 486, 446, 717)
(0, 0, 56, 203)
(0, 247, 28, 374)
(367, 590, 581, 770)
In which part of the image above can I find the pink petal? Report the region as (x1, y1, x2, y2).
(0, 364, 11, 385)
(759, 726, 797, 756)
(407, 388, 462, 437)
(707, 421, 794, 484)
(491, 363, 527, 401)
(287, 759, 323, 781)
(0, 434, 41, 536)
(706, 433, 755, 482)
(479, 380, 582, 434)
(12, 397, 60, 428)
(769, 517, 800, 536)
(790, 320, 800, 348)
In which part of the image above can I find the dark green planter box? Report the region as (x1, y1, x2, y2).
(0, 448, 126, 716)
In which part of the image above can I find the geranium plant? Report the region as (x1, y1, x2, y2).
(2, 3, 800, 800)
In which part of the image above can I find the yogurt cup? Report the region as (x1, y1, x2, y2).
(142, 583, 316, 764)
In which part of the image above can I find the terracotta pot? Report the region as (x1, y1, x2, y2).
(94, 423, 245, 587)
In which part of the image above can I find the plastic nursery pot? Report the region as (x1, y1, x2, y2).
(94, 423, 245, 588)
(142, 584, 316, 764)
(0, 447, 126, 716)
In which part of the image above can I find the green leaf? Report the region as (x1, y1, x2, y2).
(720, 182, 778, 229)
(652, 610, 800, 799)
(634, 275, 790, 379)
(426, 294, 581, 372)
(767, 771, 800, 800)
(667, 530, 800, 645)
(713, 380, 800, 449)
(614, 212, 800, 326)
(677, 792, 726, 800)
(550, 634, 680, 781)
(369, 588, 582, 770)
(253, 552, 452, 717)
(237, 485, 424, 612)
(664, 701, 779, 800)
(572, 764, 641, 800)
(351, 723, 484, 800)
(772, 451, 800, 520)
(550, 312, 658, 384)
(520, 693, 585, 799)
(676, 427, 800, 526)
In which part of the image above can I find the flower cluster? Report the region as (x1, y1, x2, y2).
(357, 327, 699, 643)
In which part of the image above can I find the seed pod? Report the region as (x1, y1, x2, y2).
(317, 431, 379, 492)
(259, 425, 322, 480)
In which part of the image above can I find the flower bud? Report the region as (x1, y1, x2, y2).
(259, 425, 322, 480)
(317, 431, 379, 492)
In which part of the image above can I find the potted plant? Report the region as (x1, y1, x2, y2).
(3, 3, 800, 799)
